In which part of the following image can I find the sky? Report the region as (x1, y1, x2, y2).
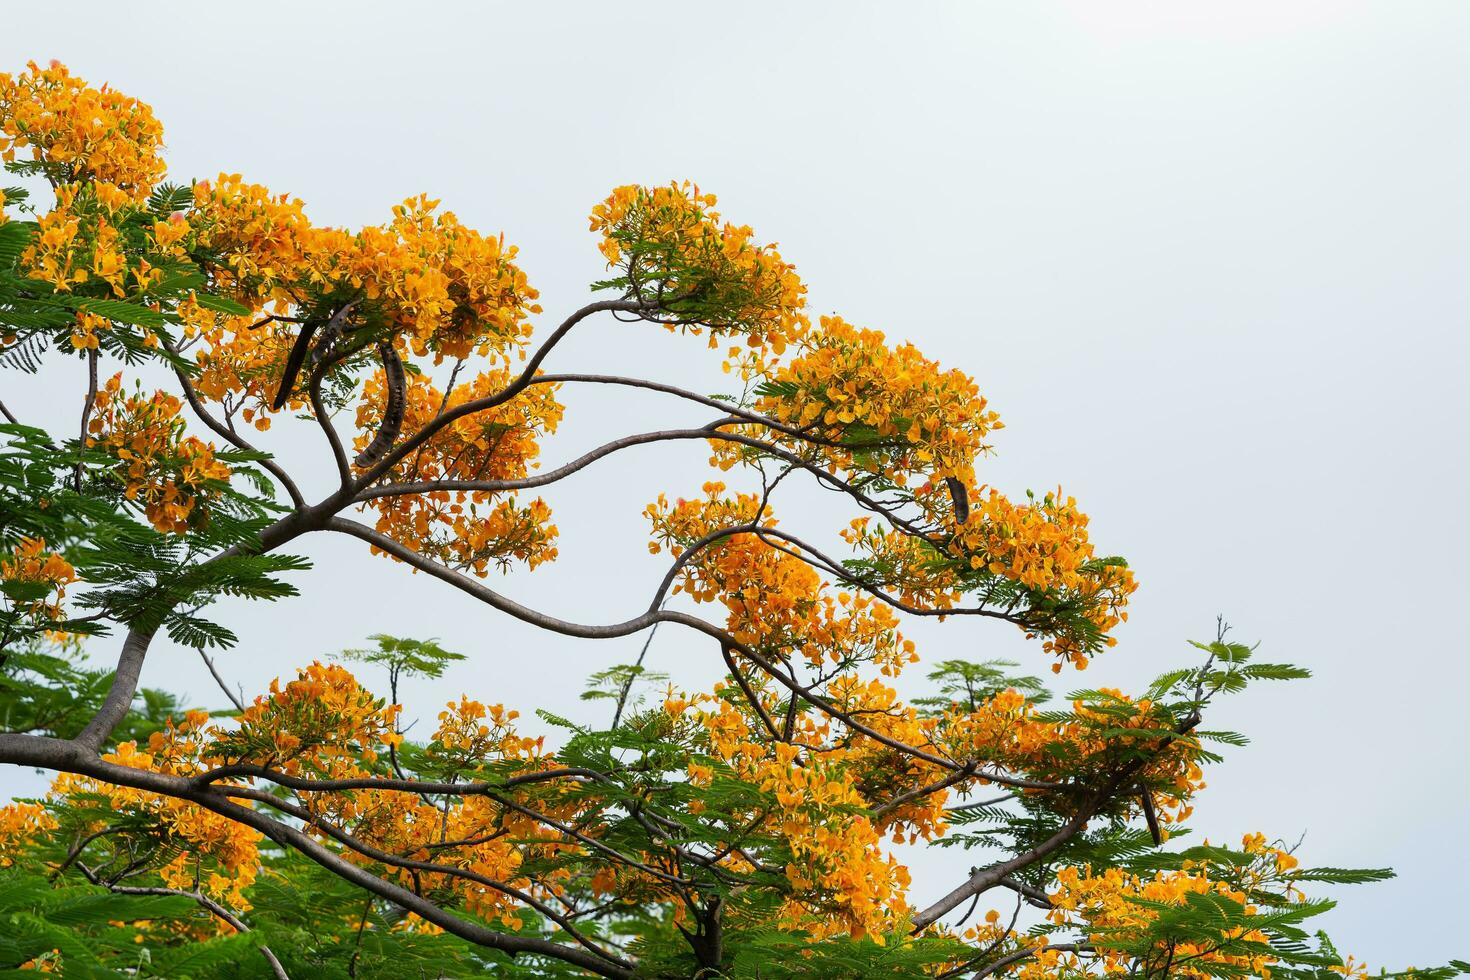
(3, 1, 1468, 966)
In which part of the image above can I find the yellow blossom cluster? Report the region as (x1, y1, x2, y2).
(109, 667, 574, 931)
(49, 730, 262, 911)
(1, 63, 182, 354)
(944, 686, 1203, 828)
(758, 742, 912, 941)
(735, 315, 1001, 488)
(205, 661, 403, 776)
(678, 693, 912, 940)
(219, 677, 580, 930)
(354, 367, 562, 575)
(326, 195, 541, 362)
(957, 487, 1137, 670)
(0, 537, 78, 622)
(86, 373, 232, 533)
(156, 172, 546, 432)
(428, 697, 546, 771)
(0, 60, 166, 197)
(186, 174, 312, 305)
(646, 484, 916, 674)
(180, 298, 302, 423)
(589, 182, 809, 373)
(814, 675, 1198, 846)
(822, 675, 956, 842)
(18, 182, 168, 304)
(1039, 834, 1306, 979)
(0, 801, 57, 866)
(841, 486, 1138, 671)
(189, 177, 540, 359)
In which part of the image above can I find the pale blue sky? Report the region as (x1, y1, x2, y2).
(3, 2, 1467, 965)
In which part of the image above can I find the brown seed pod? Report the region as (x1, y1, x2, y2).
(353, 339, 406, 470)
(945, 476, 970, 525)
(271, 301, 357, 411)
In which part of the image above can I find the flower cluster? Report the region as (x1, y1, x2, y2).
(957, 487, 1137, 670)
(354, 367, 562, 575)
(1040, 834, 1306, 979)
(735, 315, 1001, 488)
(180, 297, 301, 421)
(189, 175, 540, 359)
(86, 373, 232, 533)
(205, 662, 403, 776)
(589, 182, 809, 373)
(50, 731, 262, 911)
(328, 195, 541, 362)
(0, 801, 57, 867)
(0, 537, 78, 622)
(842, 486, 1138, 671)
(0, 60, 166, 196)
(646, 484, 915, 674)
(19, 181, 178, 307)
(427, 697, 546, 774)
(187, 174, 313, 304)
(678, 694, 912, 940)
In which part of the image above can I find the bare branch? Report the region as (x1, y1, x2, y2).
(74, 629, 152, 752)
(73, 347, 98, 492)
(75, 863, 290, 980)
(352, 299, 649, 489)
(166, 346, 306, 510)
(309, 370, 353, 492)
(199, 649, 245, 712)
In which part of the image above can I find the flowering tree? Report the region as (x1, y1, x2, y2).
(0, 61, 1457, 979)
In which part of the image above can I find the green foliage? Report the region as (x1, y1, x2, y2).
(914, 658, 1048, 716)
(0, 417, 306, 657)
(341, 633, 465, 682)
(0, 865, 245, 977)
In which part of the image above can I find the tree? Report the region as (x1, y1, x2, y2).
(0, 59, 1458, 979)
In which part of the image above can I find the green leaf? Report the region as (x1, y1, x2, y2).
(191, 292, 253, 317)
(74, 299, 166, 329)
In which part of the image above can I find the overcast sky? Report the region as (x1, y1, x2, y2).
(3, 2, 1467, 966)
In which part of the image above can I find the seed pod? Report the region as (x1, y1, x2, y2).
(1140, 786, 1162, 845)
(271, 301, 357, 411)
(311, 299, 358, 368)
(353, 340, 406, 469)
(945, 476, 970, 524)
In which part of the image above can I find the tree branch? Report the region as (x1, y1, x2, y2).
(352, 299, 649, 489)
(167, 348, 306, 510)
(75, 863, 290, 980)
(74, 629, 152, 752)
(0, 734, 636, 980)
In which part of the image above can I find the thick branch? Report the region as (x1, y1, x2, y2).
(0, 734, 635, 980)
(74, 629, 152, 752)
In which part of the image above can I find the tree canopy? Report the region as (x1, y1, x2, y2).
(0, 59, 1460, 980)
